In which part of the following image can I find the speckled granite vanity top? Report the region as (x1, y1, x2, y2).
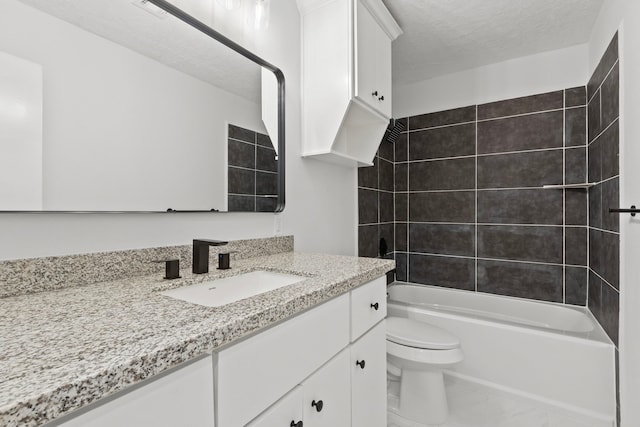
(0, 251, 394, 427)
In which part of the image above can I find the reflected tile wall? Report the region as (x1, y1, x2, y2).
(227, 124, 278, 212)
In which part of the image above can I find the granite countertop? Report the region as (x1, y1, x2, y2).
(0, 252, 394, 427)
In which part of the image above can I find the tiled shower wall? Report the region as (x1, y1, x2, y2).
(587, 34, 620, 346)
(389, 87, 589, 305)
(227, 124, 278, 212)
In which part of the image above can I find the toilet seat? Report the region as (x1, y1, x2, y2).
(386, 317, 460, 350)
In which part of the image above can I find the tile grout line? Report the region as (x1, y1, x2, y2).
(587, 57, 620, 105)
(562, 89, 566, 304)
(587, 116, 619, 147)
(406, 116, 410, 282)
(395, 146, 569, 164)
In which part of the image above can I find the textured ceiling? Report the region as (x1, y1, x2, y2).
(17, 0, 261, 102)
(382, 0, 604, 85)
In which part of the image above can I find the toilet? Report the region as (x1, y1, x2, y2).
(386, 316, 464, 426)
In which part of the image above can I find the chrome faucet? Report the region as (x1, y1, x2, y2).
(192, 239, 228, 274)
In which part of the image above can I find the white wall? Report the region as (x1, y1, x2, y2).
(589, 1, 640, 426)
(0, 0, 358, 259)
(393, 44, 589, 118)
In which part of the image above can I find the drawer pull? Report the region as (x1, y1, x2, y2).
(378, 95, 385, 101)
(290, 421, 303, 427)
(356, 359, 366, 369)
(370, 302, 379, 311)
(372, 90, 378, 97)
(311, 399, 324, 412)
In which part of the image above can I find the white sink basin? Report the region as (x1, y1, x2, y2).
(160, 270, 307, 307)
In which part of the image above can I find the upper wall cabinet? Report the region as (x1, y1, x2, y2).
(299, 0, 402, 167)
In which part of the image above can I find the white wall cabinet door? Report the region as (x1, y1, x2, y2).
(302, 349, 351, 427)
(59, 356, 215, 427)
(247, 386, 304, 427)
(355, 0, 392, 118)
(351, 321, 386, 427)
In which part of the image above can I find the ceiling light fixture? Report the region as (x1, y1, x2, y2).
(248, 0, 270, 30)
(131, 0, 168, 19)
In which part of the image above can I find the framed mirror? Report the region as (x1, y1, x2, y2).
(0, 0, 285, 213)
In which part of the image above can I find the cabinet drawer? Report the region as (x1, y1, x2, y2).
(350, 276, 386, 341)
(215, 293, 350, 427)
(247, 386, 303, 427)
(351, 321, 387, 427)
(302, 349, 351, 427)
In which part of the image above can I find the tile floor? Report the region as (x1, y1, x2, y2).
(388, 375, 610, 427)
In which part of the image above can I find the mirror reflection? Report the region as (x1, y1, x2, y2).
(0, 0, 281, 212)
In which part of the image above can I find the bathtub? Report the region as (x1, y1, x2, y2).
(387, 283, 616, 425)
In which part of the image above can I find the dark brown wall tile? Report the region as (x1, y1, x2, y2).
(256, 172, 277, 195)
(228, 166, 255, 194)
(409, 224, 475, 257)
(358, 188, 378, 225)
(589, 184, 602, 229)
(395, 163, 408, 192)
(477, 189, 562, 225)
(358, 157, 378, 189)
(477, 225, 563, 264)
(600, 283, 620, 346)
(589, 228, 603, 275)
(588, 90, 601, 143)
(228, 139, 256, 169)
(228, 195, 255, 211)
(565, 267, 588, 305)
(358, 225, 378, 258)
(395, 133, 408, 162)
(565, 87, 587, 107)
(565, 147, 587, 185)
(602, 121, 620, 180)
(565, 190, 588, 225)
(409, 124, 475, 160)
(379, 159, 394, 192)
(395, 193, 408, 222)
(409, 254, 475, 290)
(409, 191, 475, 223)
(565, 107, 587, 147)
(256, 146, 278, 172)
(602, 63, 619, 129)
(256, 197, 277, 212)
(409, 158, 476, 191)
(602, 231, 620, 290)
(409, 106, 476, 130)
(565, 227, 587, 266)
(477, 111, 563, 154)
(256, 132, 272, 148)
(587, 32, 618, 100)
(478, 90, 563, 120)
(588, 137, 602, 183)
(380, 191, 394, 223)
(602, 178, 620, 233)
(477, 150, 563, 188)
(395, 253, 407, 282)
(380, 223, 395, 256)
(477, 260, 563, 302)
(395, 223, 407, 252)
(378, 139, 394, 162)
(229, 124, 255, 143)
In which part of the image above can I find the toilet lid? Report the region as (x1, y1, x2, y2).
(386, 317, 460, 350)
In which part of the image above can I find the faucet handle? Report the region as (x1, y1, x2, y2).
(152, 259, 181, 280)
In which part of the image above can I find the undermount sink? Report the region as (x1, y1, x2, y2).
(160, 270, 307, 307)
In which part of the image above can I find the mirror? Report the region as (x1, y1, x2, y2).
(0, 0, 284, 212)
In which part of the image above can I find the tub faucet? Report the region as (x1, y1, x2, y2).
(192, 239, 228, 274)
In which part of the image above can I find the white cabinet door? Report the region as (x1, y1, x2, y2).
(247, 386, 304, 427)
(60, 356, 215, 427)
(351, 321, 386, 427)
(355, 0, 392, 118)
(302, 349, 351, 427)
(355, 0, 380, 112)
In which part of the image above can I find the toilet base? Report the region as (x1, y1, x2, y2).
(391, 368, 448, 425)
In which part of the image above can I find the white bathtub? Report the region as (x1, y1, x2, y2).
(387, 283, 616, 425)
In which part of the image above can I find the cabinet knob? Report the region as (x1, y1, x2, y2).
(290, 421, 303, 427)
(370, 302, 379, 311)
(378, 95, 385, 101)
(372, 90, 378, 96)
(356, 359, 366, 369)
(311, 399, 324, 412)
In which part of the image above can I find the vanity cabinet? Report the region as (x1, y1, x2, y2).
(58, 356, 215, 427)
(300, 0, 402, 167)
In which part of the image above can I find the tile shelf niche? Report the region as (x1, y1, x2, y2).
(542, 183, 597, 189)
